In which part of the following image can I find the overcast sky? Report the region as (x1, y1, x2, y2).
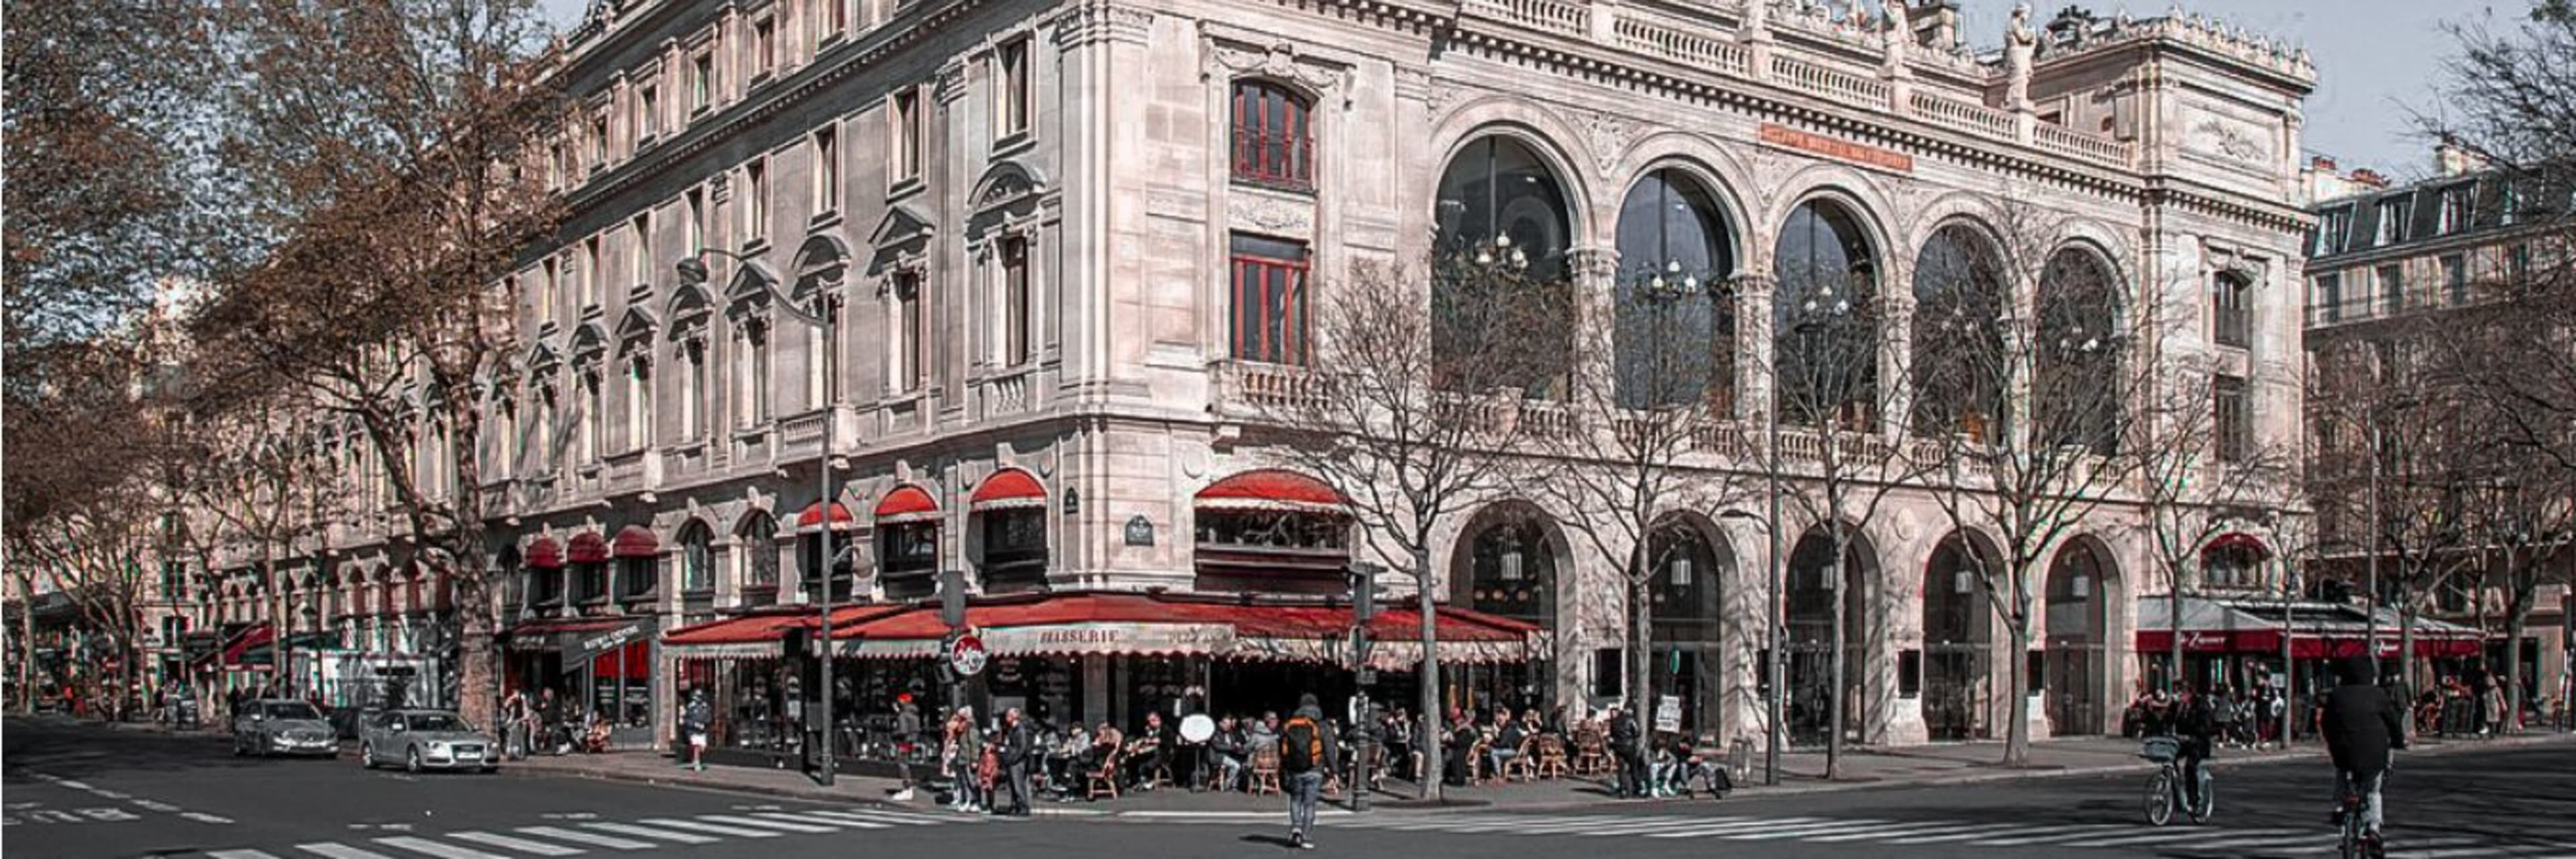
(539, 0, 2501, 181)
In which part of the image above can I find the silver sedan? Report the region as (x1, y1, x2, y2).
(231, 699, 340, 758)
(356, 709, 498, 774)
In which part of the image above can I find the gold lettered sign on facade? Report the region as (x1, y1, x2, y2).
(1758, 123, 1914, 175)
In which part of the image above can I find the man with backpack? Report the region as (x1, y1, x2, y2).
(1279, 693, 1340, 850)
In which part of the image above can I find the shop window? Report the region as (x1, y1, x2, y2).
(1191, 509, 1349, 593)
(979, 508, 1047, 591)
(878, 521, 938, 599)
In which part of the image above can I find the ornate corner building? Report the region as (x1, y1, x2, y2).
(207, 0, 2318, 754)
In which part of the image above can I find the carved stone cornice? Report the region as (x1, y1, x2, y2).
(1051, 1, 1153, 48)
(933, 56, 970, 105)
(1199, 23, 1354, 104)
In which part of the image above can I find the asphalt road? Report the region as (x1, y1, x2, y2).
(7, 717, 2573, 859)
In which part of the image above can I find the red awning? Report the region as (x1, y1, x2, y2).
(201, 623, 276, 668)
(526, 537, 564, 570)
(2136, 594, 2486, 659)
(1196, 470, 1347, 512)
(970, 469, 1046, 511)
(875, 486, 938, 523)
(797, 501, 857, 531)
(568, 532, 610, 564)
(664, 591, 1541, 670)
(504, 616, 649, 652)
(612, 525, 658, 558)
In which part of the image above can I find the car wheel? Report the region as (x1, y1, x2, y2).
(360, 742, 376, 769)
(406, 746, 423, 774)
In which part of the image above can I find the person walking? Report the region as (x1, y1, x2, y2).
(892, 693, 923, 801)
(1608, 701, 1644, 799)
(680, 688, 712, 771)
(1279, 693, 1339, 850)
(1000, 707, 1034, 816)
(500, 689, 529, 760)
(947, 707, 985, 813)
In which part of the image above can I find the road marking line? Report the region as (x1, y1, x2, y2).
(804, 807, 951, 825)
(91, 790, 130, 799)
(446, 831, 587, 856)
(2179, 833, 2339, 851)
(1645, 817, 1831, 838)
(513, 827, 655, 850)
(635, 817, 780, 838)
(2059, 827, 2300, 848)
(1490, 816, 1718, 834)
(297, 844, 398, 859)
(1713, 819, 1898, 840)
(1966, 823, 2149, 845)
(1552, 817, 1754, 836)
(1777, 821, 2009, 842)
(56, 780, 92, 791)
(697, 813, 837, 833)
(579, 822, 719, 845)
(371, 836, 511, 859)
(753, 811, 884, 829)
(1808, 821, 2022, 843)
(209, 851, 285, 859)
(133, 799, 182, 812)
(1882, 823, 2066, 844)
(2385, 849, 2512, 859)
(184, 811, 237, 824)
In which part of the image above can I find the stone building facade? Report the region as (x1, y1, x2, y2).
(209, 0, 2318, 750)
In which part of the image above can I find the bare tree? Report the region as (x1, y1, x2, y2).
(1525, 262, 1754, 746)
(1754, 256, 1922, 779)
(1249, 249, 1558, 799)
(174, 389, 347, 687)
(189, 0, 560, 727)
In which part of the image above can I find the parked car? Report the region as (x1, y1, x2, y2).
(357, 709, 497, 774)
(232, 699, 339, 757)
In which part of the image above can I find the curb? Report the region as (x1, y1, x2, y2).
(493, 731, 2576, 818)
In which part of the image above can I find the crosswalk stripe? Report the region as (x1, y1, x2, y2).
(372, 836, 511, 859)
(1968, 823, 2149, 845)
(806, 808, 948, 826)
(1761, 820, 1994, 842)
(2386, 848, 2514, 859)
(578, 822, 719, 845)
(297, 845, 397, 859)
(1646, 817, 1829, 838)
(1884, 823, 2067, 844)
(1499, 816, 1718, 834)
(209, 851, 284, 859)
(698, 813, 838, 833)
(2061, 827, 2301, 848)
(445, 831, 587, 856)
(514, 827, 655, 850)
(2180, 833, 2338, 852)
(635, 817, 781, 838)
(1715, 819, 1896, 840)
(1809, 821, 2020, 843)
(753, 811, 885, 829)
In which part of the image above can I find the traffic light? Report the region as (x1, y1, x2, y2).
(1348, 562, 1385, 623)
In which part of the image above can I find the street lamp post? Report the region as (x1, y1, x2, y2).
(676, 250, 841, 786)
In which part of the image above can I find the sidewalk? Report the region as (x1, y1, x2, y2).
(500, 729, 2576, 816)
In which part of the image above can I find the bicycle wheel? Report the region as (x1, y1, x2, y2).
(2144, 770, 2175, 826)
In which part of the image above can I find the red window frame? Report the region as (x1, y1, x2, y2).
(1230, 81, 1313, 190)
(1229, 238, 1310, 365)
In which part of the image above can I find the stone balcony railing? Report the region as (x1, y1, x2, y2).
(1457, 0, 2141, 170)
(979, 366, 1036, 418)
(1211, 360, 1334, 417)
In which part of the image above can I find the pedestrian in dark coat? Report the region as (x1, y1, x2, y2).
(1000, 707, 1034, 816)
(1608, 702, 1646, 799)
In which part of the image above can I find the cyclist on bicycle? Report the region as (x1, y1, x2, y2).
(2322, 655, 2408, 844)
(2170, 686, 2217, 810)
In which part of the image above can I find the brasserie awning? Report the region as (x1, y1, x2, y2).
(2136, 594, 2486, 658)
(661, 591, 1542, 670)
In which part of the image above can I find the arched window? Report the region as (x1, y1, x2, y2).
(973, 470, 1050, 593)
(2200, 535, 2267, 591)
(1193, 470, 1350, 593)
(1231, 80, 1313, 190)
(1910, 224, 2008, 440)
(1614, 169, 1736, 410)
(1433, 136, 1576, 397)
(736, 511, 779, 607)
(678, 521, 714, 594)
(2037, 248, 2125, 453)
(875, 487, 941, 601)
(1773, 199, 1881, 429)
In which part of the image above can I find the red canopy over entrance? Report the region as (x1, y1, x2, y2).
(662, 591, 1540, 670)
(2135, 595, 2485, 659)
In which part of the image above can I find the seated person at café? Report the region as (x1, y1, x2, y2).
(1127, 711, 1170, 788)
(1209, 715, 1248, 791)
(1087, 720, 1122, 774)
(1487, 708, 1525, 775)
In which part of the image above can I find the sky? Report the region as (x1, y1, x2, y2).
(537, 0, 2500, 181)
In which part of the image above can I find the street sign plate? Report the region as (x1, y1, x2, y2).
(948, 633, 988, 678)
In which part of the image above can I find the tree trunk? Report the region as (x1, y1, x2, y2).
(1413, 544, 1441, 802)
(1825, 523, 1847, 781)
(2504, 610, 2528, 733)
(446, 397, 499, 730)
(2003, 572, 2031, 767)
(1629, 546, 1652, 751)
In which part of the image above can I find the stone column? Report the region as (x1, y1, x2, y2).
(1734, 273, 1778, 429)
(1568, 246, 1621, 405)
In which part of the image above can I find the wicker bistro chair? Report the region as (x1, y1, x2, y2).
(1534, 734, 1571, 780)
(1572, 729, 1611, 777)
(1501, 734, 1539, 782)
(1248, 744, 1283, 795)
(1466, 737, 1496, 785)
(1086, 748, 1124, 801)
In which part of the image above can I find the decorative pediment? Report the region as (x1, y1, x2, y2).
(971, 161, 1047, 211)
(612, 305, 659, 356)
(665, 281, 713, 331)
(867, 205, 936, 250)
(789, 234, 851, 303)
(722, 260, 782, 309)
(1199, 24, 1352, 101)
(523, 340, 561, 377)
(568, 321, 608, 365)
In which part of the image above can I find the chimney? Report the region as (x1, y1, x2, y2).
(2349, 168, 2390, 189)
(2310, 155, 2338, 173)
(2433, 136, 2486, 177)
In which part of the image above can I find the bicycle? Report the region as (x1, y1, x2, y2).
(2138, 736, 2212, 826)
(2335, 769, 2386, 859)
